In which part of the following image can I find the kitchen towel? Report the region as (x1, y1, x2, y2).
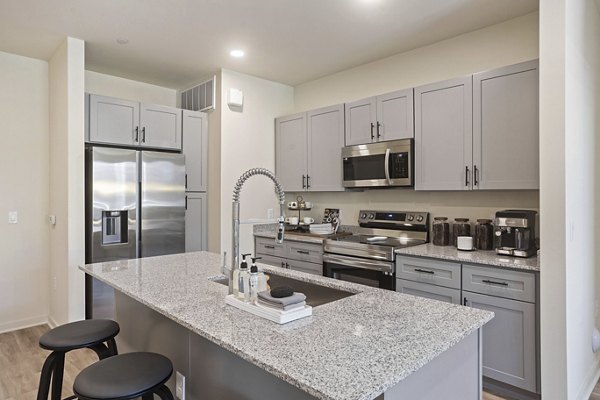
(258, 291, 306, 308)
(257, 299, 307, 311)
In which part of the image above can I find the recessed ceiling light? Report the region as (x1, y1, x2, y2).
(230, 49, 245, 58)
(116, 38, 129, 45)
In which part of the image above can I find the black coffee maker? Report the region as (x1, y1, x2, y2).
(494, 210, 538, 258)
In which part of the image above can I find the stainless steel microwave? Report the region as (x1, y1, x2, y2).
(342, 139, 413, 188)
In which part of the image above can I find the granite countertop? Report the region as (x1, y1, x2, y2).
(81, 252, 493, 400)
(396, 243, 540, 272)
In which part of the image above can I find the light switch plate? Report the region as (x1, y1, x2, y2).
(8, 211, 18, 224)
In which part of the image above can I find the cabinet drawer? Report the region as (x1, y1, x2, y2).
(396, 256, 461, 289)
(286, 242, 323, 264)
(255, 253, 286, 269)
(396, 279, 461, 305)
(255, 237, 286, 258)
(286, 259, 323, 276)
(462, 264, 535, 303)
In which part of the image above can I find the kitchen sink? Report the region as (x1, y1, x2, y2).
(211, 274, 355, 307)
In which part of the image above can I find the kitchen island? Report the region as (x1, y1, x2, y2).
(80, 251, 493, 400)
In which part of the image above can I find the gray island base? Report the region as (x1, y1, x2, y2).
(81, 252, 493, 400)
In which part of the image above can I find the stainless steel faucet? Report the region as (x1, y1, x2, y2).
(229, 168, 285, 294)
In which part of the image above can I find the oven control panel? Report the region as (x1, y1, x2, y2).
(358, 210, 429, 227)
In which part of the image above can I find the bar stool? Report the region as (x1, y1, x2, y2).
(37, 319, 120, 400)
(73, 352, 174, 400)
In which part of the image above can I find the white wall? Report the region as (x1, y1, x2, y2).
(289, 12, 540, 228)
(219, 69, 294, 258)
(0, 51, 50, 333)
(48, 37, 86, 326)
(85, 70, 177, 106)
(540, 0, 600, 398)
(294, 12, 539, 112)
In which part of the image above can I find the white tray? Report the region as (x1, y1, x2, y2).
(225, 295, 312, 324)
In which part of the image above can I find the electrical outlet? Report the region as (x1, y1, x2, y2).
(8, 211, 18, 224)
(267, 208, 274, 220)
(176, 371, 185, 399)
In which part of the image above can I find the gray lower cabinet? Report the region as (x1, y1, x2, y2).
(396, 279, 461, 304)
(463, 291, 536, 393)
(254, 237, 323, 276)
(185, 193, 207, 252)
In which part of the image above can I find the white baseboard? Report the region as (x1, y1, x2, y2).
(47, 315, 59, 329)
(0, 315, 48, 334)
(577, 356, 600, 400)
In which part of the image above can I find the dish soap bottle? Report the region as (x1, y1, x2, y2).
(249, 262, 260, 304)
(234, 253, 250, 298)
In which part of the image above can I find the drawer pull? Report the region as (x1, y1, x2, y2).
(415, 268, 435, 275)
(264, 245, 276, 249)
(297, 250, 310, 255)
(482, 279, 509, 286)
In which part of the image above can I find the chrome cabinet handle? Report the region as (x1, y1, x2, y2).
(297, 250, 310, 255)
(142, 127, 146, 143)
(463, 297, 468, 306)
(134, 126, 139, 142)
(185, 195, 188, 210)
(306, 175, 310, 189)
(370, 122, 375, 140)
(415, 268, 434, 275)
(465, 166, 470, 187)
(264, 245, 275, 249)
(285, 262, 290, 269)
(302, 174, 306, 189)
(474, 165, 479, 186)
(376, 121, 381, 138)
(482, 279, 509, 286)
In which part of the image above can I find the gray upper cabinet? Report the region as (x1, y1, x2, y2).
(345, 89, 414, 146)
(275, 113, 307, 192)
(345, 97, 377, 145)
(182, 110, 208, 192)
(415, 76, 473, 191)
(473, 60, 539, 190)
(89, 94, 139, 146)
(87, 94, 182, 151)
(140, 104, 182, 150)
(276, 105, 344, 192)
(185, 192, 207, 252)
(307, 104, 345, 191)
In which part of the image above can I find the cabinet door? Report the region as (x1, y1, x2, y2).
(376, 89, 414, 141)
(415, 77, 473, 190)
(255, 254, 287, 269)
(89, 94, 139, 146)
(140, 104, 182, 150)
(396, 279, 461, 304)
(396, 256, 461, 289)
(344, 97, 377, 145)
(464, 292, 536, 392)
(275, 113, 307, 192)
(473, 60, 539, 190)
(255, 237, 286, 258)
(285, 259, 323, 276)
(307, 104, 345, 191)
(182, 110, 208, 192)
(185, 193, 207, 252)
(286, 241, 323, 264)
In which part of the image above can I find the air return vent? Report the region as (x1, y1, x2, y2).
(181, 75, 215, 111)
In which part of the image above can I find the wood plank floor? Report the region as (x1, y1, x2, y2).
(0, 325, 97, 400)
(8, 325, 586, 400)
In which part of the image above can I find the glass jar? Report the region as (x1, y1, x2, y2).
(475, 219, 494, 250)
(453, 218, 471, 247)
(432, 217, 450, 246)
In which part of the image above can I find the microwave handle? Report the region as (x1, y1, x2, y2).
(384, 148, 392, 184)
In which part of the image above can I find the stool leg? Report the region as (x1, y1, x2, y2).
(37, 351, 59, 400)
(154, 385, 175, 400)
(107, 337, 118, 356)
(50, 352, 65, 400)
(88, 343, 110, 360)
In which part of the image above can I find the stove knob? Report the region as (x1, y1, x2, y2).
(407, 215, 414, 221)
(369, 213, 375, 219)
(416, 215, 424, 222)
(361, 213, 367, 219)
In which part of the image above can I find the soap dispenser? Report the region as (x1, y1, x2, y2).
(234, 253, 251, 298)
(249, 257, 262, 303)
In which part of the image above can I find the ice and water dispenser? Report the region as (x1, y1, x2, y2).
(102, 211, 129, 245)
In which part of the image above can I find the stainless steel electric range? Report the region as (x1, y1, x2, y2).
(323, 210, 429, 290)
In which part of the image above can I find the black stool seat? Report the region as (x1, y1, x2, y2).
(74, 352, 174, 400)
(40, 319, 120, 351)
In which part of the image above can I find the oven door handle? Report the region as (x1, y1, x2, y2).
(384, 148, 392, 185)
(323, 254, 394, 273)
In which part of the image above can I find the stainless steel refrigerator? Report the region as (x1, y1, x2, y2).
(85, 146, 185, 319)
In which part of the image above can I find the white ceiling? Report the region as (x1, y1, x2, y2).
(0, 0, 538, 89)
